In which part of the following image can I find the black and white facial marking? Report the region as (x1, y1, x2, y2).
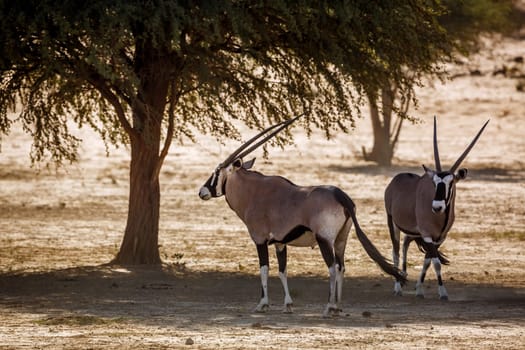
(431, 172, 455, 213)
(199, 165, 228, 200)
(199, 158, 253, 201)
(426, 167, 468, 214)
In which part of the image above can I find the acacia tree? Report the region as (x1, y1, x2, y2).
(362, 82, 413, 166)
(0, 1, 454, 264)
(362, 0, 518, 166)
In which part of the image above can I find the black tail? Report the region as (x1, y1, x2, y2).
(333, 188, 407, 285)
(414, 238, 450, 265)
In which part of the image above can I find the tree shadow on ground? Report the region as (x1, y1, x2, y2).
(0, 264, 523, 329)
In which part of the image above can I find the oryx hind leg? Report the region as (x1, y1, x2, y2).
(275, 244, 293, 313)
(395, 235, 414, 296)
(388, 215, 400, 267)
(316, 234, 340, 317)
(388, 216, 403, 296)
(401, 235, 413, 274)
(333, 221, 350, 312)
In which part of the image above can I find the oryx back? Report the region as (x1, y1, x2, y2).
(226, 169, 348, 247)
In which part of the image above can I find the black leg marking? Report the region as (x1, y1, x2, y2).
(420, 270, 427, 284)
(316, 236, 334, 268)
(427, 246, 445, 286)
(335, 255, 344, 272)
(388, 215, 400, 258)
(419, 245, 437, 286)
(402, 236, 414, 275)
(256, 243, 269, 268)
(316, 235, 334, 303)
(437, 275, 444, 286)
(276, 245, 287, 273)
(424, 242, 439, 259)
(256, 243, 269, 300)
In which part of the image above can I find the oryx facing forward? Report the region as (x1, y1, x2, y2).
(385, 117, 489, 300)
(199, 116, 406, 317)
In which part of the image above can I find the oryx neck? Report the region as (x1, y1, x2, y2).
(224, 168, 258, 212)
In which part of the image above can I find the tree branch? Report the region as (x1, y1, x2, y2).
(390, 89, 411, 149)
(87, 76, 137, 139)
(153, 83, 179, 182)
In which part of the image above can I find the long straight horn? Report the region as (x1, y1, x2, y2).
(221, 120, 288, 166)
(433, 116, 442, 172)
(236, 113, 305, 160)
(221, 113, 305, 166)
(449, 119, 490, 173)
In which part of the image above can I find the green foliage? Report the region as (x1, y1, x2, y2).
(0, 0, 455, 164)
(363, 0, 520, 166)
(440, 0, 518, 51)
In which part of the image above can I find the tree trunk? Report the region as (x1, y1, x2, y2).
(362, 89, 394, 166)
(114, 135, 162, 264)
(362, 84, 407, 167)
(112, 40, 170, 265)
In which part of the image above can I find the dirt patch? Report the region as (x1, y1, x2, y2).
(0, 37, 524, 349)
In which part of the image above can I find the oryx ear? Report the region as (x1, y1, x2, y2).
(422, 164, 434, 178)
(232, 158, 243, 170)
(455, 168, 468, 181)
(242, 158, 256, 169)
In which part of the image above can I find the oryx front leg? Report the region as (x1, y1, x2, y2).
(415, 256, 431, 298)
(254, 243, 270, 313)
(275, 244, 293, 313)
(432, 256, 448, 300)
(416, 237, 434, 298)
(416, 237, 448, 300)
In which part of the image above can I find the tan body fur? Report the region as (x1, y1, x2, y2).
(385, 172, 457, 245)
(225, 169, 348, 248)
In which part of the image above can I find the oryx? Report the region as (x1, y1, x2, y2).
(199, 116, 406, 317)
(384, 117, 489, 300)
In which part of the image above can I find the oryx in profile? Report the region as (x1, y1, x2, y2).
(199, 116, 406, 317)
(384, 117, 489, 300)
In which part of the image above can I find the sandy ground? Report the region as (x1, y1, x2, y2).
(0, 37, 524, 349)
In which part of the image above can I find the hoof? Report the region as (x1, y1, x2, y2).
(254, 304, 269, 313)
(323, 307, 342, 318)
(440, 295, 449, 301)
(416, 294, 425, 299)
(394, 282, 403, 296)
(283, 304, 293, 314)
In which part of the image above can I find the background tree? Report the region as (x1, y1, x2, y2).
(362, 0, 521, 166)
(0, 0, 454, 264)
